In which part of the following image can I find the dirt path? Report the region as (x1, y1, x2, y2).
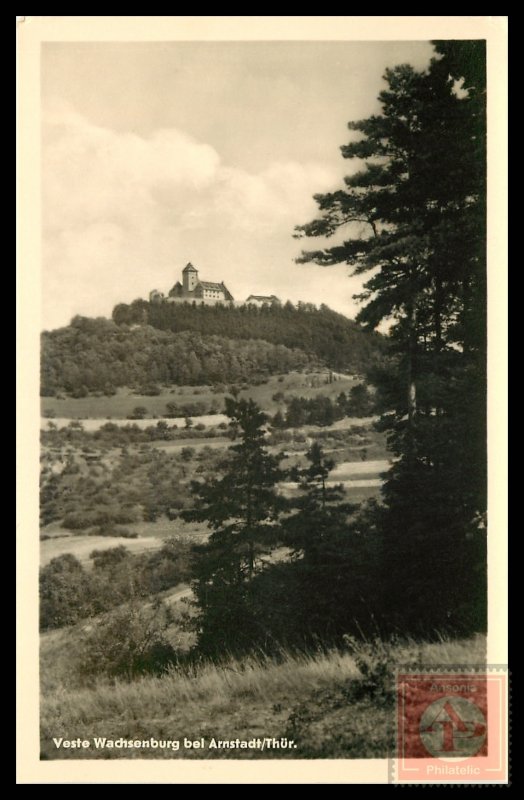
(41, 414, 229, 431)
(40, 534, 164, 567)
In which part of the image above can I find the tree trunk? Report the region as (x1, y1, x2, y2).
(406, 271, 418, 427)
(247, 486, 254, 579)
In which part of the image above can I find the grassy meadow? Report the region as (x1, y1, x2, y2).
(40, 518, 209, 567)
(41, 372, 359, 419)
(41, 634, 486, 760)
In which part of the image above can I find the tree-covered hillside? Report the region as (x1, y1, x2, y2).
(112, 299, 385, 372)
(41, 316, 317, 395)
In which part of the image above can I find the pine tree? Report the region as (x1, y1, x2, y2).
(295, 42, 487, 634)
(183, 398, 285, 655)
(285, 442, 355, 563)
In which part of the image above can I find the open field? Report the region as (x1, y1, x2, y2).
(42, 386, 224, 420)
(41, 372, 360, 420)
(41, 518, 210, 565)
(41, 534, 163, 567)
(330, 459, 389, 478)
(40, 634, 486, 760)
(279, 460, 389, 499)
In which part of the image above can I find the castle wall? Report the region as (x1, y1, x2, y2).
(166, 296, 234, 307)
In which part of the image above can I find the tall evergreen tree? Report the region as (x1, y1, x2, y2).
(183, 398, 285, 655)
(295, 42, 487, 634)
(249, 444, 378, 646)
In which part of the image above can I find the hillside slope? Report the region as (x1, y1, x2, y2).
(41, 317, 317, 394)
(41, 634, 485, 760)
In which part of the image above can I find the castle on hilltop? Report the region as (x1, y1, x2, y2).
(149, 264, 281, 307)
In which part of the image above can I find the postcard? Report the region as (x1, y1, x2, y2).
(17, 16, 508, 784)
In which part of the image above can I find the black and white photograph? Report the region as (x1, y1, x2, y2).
(17, 16, 508, 785)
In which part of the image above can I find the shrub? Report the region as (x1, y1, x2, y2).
(140, 384, 161, 396)
(165, 401, 180, 417)
(63, 509, 138, 531)
(348, 384, 375, 417)
(71, 385, 89, 399)
(74, 600, 177, 681)
(89, 546, 129, 570)
(39, 554, 93, 630)
(127, 406, 148, 420)
(93, 523, 136, 538)
(341, 635, 417, 705)
(62, 511, 97, 530)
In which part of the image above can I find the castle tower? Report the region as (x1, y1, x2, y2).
(182, 263, 198, 293)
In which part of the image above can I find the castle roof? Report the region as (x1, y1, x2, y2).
(199, 281, 225, 291)
(246, 294, 280, 302)
(183, 263, 198, 273)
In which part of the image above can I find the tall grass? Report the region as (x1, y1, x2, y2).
(41, 634, 486, 759)
(43, 649, 359, 727)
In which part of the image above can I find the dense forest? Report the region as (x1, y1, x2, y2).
(41, 316, 318, 395)
(112, 299, 385, 372)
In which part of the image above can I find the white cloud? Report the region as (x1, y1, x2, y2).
(42, 101, 359, 330)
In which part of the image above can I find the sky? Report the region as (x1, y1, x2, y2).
(41, 40, 435, 331)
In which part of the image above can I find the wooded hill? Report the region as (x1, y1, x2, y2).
(41, 316, 317, 395)
(41, 304, 386, 395)
(112, 299, 386, 372)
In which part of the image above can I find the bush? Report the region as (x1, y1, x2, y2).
(92, 524, 136, 538)
(62, 509, 139, 531)
(62, 511, 97, 530)
(348, 384, 375, 417)
(127, 406, 148, 420)
(74, 601, 178, 681)
(40, 554, 94, 630)
(140, 384, 161, 396)
(71, 385, 89, 399)
(341, 635, 420, 705)
(267, 429, 293, 445)
(89, 546, 129, 570)
(165, 401, 180, 417)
